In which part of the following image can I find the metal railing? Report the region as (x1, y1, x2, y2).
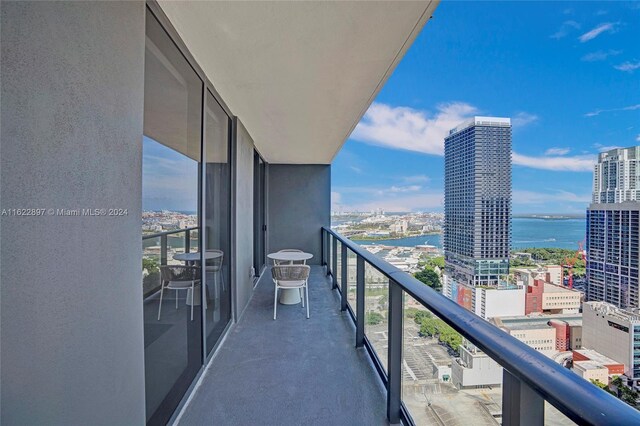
(321, 227, 640, 426)
(142, 227, 198, 297)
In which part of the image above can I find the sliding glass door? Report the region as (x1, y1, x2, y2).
(142, 8, 203, 426)
(253, 153, 266, 276)
(203, 90, 232, 356)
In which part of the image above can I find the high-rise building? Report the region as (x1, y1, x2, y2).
(593, 146, 640, 204)
(587, 145, 640, 309)
(443, 117, 512, 312)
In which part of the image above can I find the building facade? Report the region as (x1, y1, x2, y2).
(443, 117, 512, 312)
(587, 145, 640, 309)
(586, 203, 640, 309)
(593, 146, 640, 204)
(582, 302, 640, 386)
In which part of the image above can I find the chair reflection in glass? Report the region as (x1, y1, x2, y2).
(157, 265, 201, 321)
(205, 249, 224, 321)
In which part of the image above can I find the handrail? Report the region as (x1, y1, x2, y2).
(142, 226, 198, 240)
(323, 226, 640, 425)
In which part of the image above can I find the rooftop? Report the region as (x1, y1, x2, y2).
(574, 349, 622, 367)
(448, 116, 511, 136)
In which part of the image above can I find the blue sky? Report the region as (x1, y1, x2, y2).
(331, 1, 640, 214)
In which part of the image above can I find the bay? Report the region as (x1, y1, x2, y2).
(351, 217, 586, 251)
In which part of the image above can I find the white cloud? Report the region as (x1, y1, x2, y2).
(351, 102, 478, 155)
(594, 143, 623, 152)
(400, 175, 430, 184)
(512, 152, 595, 172)
(585, 104, 640, 117)
(513, 189, 591, 205)
(544, 147, 571, 155)
(550, 20, 580, 39)
(512, 112, 539, 128)
(614, 61, 640, 72)
(349, 165, 362, 173)
(581, 49, 621, 62)
(579, 22, 618, 42)
(389, 185, 421, 193)
(332, 185, 443, 212)
(636, 134, 640, 142)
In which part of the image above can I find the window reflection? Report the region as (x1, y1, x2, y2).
(142, 8, 202, 425)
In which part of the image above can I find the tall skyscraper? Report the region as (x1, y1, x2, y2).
(593, 146, 640, 204)
(443, 117, 512, 313)
(587, 146, 640, 309)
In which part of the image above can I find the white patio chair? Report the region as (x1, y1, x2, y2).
(271, 264, 310, 320)
(158, 265, 200, 321)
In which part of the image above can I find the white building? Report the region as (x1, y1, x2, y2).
(475, 285, 526, 319)
(593, 146, 640, 204)
(451, 340, 503, 389)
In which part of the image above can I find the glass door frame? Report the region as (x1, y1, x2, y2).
(200, 88, 234, 362)
(146, 1, 236, 423)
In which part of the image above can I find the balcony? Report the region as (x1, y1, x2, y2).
(176, 265, 387, 425)
(174, 229, 640, 425)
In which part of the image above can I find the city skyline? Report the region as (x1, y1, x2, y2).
(332, 1, 640, 214)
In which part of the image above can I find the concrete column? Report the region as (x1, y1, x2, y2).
(267, 164, 331, 264)
(234, 118, 255, 319)
(1, 2, 146, 424)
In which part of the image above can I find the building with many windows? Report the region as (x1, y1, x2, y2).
(586, 202, 640, 308)
(443, 117, 512, 312)
(593, 146, 640, 204)
(587, 145, 640, 309)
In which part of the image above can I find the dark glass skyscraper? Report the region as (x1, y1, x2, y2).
(443, 117, 512, 305)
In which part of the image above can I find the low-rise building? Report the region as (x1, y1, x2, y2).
(451, 341, 503, 389)
(491, 313, 583, 356)
(573, 361, 610, 383)
(582, 301, 640, 386)
(573, 349, 625, 376)
(520, 276, 581, 315)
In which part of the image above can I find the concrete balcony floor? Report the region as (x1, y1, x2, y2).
(177, 265, 388, 425)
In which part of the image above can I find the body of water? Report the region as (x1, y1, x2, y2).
(352, 217, 586, 251)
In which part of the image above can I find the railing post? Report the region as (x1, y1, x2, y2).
(321, 229, 325, 266)
(502, 369, 544, 426)
(185, 229, 191, 254)
(160, 234, 168, 266)
(356, 256, 365, 347)
(387, 279, 403, 424)
(340, 244, 348, 311)
(332, 237, 338, 288)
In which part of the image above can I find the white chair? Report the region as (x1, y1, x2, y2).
(158, 265, 200, 321)
(271, 265, 310, 320)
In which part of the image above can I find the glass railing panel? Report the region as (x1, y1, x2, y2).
(328, 233, 334, 274)
(402, 292, 504, 426)
(545, 402, 576, 425)
(142, 235, 162, 298)
(336, 240, 342, 288)
(347, 248, 357, 317)
(364, 261, 389, 373)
